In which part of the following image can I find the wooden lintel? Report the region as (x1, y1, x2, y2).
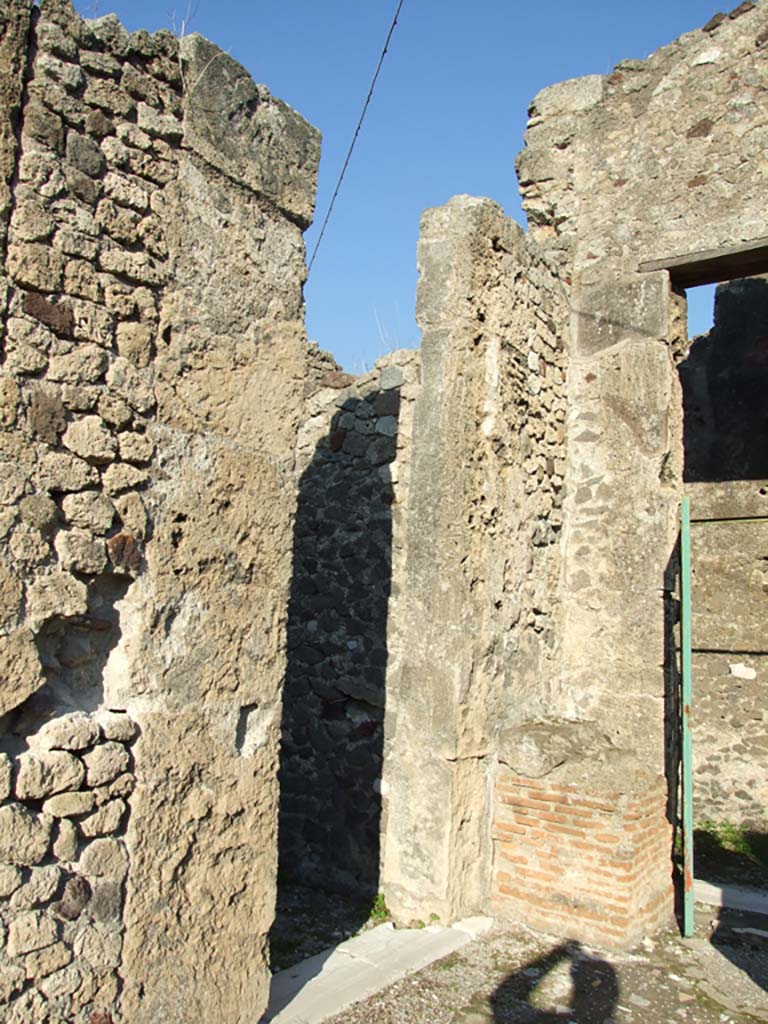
(638, 236, 768, 288)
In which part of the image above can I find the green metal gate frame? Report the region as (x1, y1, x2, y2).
(679, 496, 768, 936)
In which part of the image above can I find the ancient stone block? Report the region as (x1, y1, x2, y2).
(40, 450, 100, 491)
(0, 376, 20, 425)
(23, 96, 65, 153)
(15, 749, 85, 800)
(97, 393, 132, 428)
(62, 490, 115, 533)
(97, 711, 137, 743)
(48, 344, 108, 384)
(0, 805, 52, 865)
(33, 711, 102, 752)
(0, 629, 45, 717)
(106, 356, 155, 412)
(118, 430, 153, 463)
(80, 797, 126, 837)
(116, 320, 153, 367)
(24, 941, 72, 980)
(54, 528, 107, 574)
(9, 523, 49, 564)
(19, 495, 58, 534)
(85, 107, 113, 137)
(136, 100, 182, 140)
(79, 837, 128, 882)
(7, 241, 64, 291)
(65, 165, 101, 205)
(83, 742, 130, 787)
(26, 571, 87, 626)
(12, 193, 55, 240)
(10, 864, 61, 910)
(66, 131, 106, 177)
(27, 385, 66, 442)
(39, 962, 82, 1000)
(0, 556, 22, 630)
(61, 415, 117, 464)
(53, 819, 78, 861)
(71, 298, 115, 348)
(0, 864, 22, 898)
(103, 465, 149, 497)
(43, 790, 97, 818)
(0, 964, 25, 1003)
(52, 874, 91, 920)
(74, 923, 122, 970)
(21, 291, 74, 336)
(113, 491, 147, 537)
(84, 78, 136, 117)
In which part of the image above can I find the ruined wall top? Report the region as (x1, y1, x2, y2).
(517, 0, 768, 276)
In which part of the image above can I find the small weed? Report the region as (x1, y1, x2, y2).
(413, 919, 426, 929)
(694, 820, 768, 886)
(435, 951, 462, 971)
(429, 912, 441, 924)
(369, 892, 390, 923)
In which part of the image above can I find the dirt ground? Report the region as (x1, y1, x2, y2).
(320, 904, 768, 1024)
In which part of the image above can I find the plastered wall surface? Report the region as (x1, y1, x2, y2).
(379, 196, 569, 924)
(516, 0, 768, 772)
(0, 1, 319, 1021)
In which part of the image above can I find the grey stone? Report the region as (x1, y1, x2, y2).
(43, 790, 97, 817)
(379, 366, 404, 390)
(375, 416, 398, 437)
(66, 131, 106, 177)
(10, 864, 61, 909)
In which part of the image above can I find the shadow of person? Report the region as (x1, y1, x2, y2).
(490, 940, 619, 1023)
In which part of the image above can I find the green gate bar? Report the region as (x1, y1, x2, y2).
(680, 496, 694, 937)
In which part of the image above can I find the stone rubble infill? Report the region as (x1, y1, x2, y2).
(0, 709, 137, 1022)
(264, 918, 495, 1024)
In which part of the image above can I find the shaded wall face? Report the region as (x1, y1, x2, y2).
(680, 278, 768, 828)
(682, 277, 768, 483)
(279, 356, 417, 897)
(0, 2, 319, 1021)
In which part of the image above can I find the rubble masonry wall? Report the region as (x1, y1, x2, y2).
(0, 1, 319, 1021)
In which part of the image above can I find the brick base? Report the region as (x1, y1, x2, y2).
(492, 769, 673, 948)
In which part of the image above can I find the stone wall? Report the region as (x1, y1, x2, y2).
(499, 0, 768, 943)
(380, 196, 569, 925)
(278, 346, 419, 898)
(0, 710, 136, 1018)
(0, 1, 319, 1020)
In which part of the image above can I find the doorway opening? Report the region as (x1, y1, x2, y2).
(676, 271, 768, 900)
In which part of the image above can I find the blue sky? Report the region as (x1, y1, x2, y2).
(74, 0, 723, 370)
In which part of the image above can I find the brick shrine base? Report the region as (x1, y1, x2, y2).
(493, 768, 673, 948)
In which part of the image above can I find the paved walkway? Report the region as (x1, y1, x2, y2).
(263, 885, 768, 1024)
(264, 918, 494, 1023)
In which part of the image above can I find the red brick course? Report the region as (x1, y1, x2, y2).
(492, 768, 673, 948)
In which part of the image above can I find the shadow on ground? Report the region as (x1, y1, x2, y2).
(489, 941, 618, 1023)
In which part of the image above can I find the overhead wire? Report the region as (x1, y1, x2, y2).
(307, 0, 405, 276)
